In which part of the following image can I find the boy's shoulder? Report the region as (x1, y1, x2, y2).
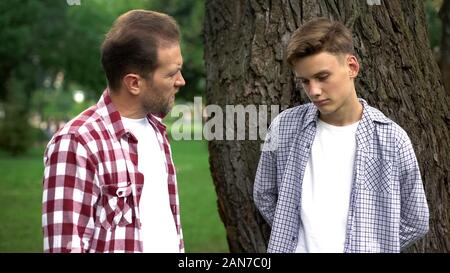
(364, 103, 411, 145)
(273, 100, 412, 143)
(275, 102, 316, 125)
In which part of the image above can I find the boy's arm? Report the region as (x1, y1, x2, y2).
(398, 135, 429, 249)
(253, 116, 280, 226)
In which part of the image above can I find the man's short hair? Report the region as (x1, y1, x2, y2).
(101, 10, 180, 91)
(286, 17, 354, 66)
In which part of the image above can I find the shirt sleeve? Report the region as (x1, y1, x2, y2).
(42, 134, 98, 253)
(398, 135, 429, 249)
(253, 115, 280, 226)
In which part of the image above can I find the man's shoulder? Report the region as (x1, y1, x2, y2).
(52, 105, 103, 140)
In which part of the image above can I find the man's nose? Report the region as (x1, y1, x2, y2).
(175, 72, 185, 87)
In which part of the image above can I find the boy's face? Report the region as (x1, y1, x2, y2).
(293, 52, 359, 122)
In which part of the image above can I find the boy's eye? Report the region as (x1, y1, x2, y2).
(317, 74, 329, 81)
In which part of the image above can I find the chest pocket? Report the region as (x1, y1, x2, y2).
(362, 156, 393, 194)
(98, 183, 134, 230)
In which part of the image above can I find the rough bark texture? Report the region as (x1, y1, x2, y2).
(204, 0, 450, 253)
(440, 0, 450, 95)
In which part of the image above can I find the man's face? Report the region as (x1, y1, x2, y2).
(140, 44, 185, 116)
(293, 51, 359, 120)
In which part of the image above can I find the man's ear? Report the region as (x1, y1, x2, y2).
(122, 73, 141, 96)
(347, 55, 360, 79)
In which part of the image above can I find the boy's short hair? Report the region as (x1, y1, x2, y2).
(101, 10, 180, 91)
(286, 17, 354, 66)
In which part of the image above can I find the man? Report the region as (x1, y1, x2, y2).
(42, 10, 185, 253)
(253, 18, 429, 253)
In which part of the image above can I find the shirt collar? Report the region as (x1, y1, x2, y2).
(96, 89, 167, 141)
(301, 98, 391, 130)
(301, 103, 320, 130)
(357, 99, 391, 151)
(359, 99, 391, 124)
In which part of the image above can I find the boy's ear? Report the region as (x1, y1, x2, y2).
(122, 73, 141, 96)
(347, 55, 360, 79)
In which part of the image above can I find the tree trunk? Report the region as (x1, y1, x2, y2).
(440, 0, 450, 95)
(204, 0, 450, 252)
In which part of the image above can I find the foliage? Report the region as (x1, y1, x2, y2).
(0, 0, 205, 154)
(0, 78, 33, 155)
(0, 0, 68, 101)
(0, 0, 68, 155)
(426, 0, 443, 49)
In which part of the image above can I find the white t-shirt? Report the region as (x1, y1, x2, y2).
(295, 119, 359, 253)
(121, 116, 179, 253)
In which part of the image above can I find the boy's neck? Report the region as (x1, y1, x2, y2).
(319, 96, 363, 126)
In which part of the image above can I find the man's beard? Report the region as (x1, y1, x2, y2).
(144, 98, 172, 117)
(143, 79, 176, 117)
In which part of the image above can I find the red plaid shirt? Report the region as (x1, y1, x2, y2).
(42, 89, 184, 253)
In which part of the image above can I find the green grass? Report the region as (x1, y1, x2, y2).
(0, 146, 43, 252)
(0, 141, 228, 253)
(172, 140, 228, 252)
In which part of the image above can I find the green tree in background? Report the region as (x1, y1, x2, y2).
(426, 0, 444, 50)
(0, 0, 204, 155)
(0, 0, 68, 154)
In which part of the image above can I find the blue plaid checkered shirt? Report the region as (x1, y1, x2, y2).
(254, 99, 429, 253)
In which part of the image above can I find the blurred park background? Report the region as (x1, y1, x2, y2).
(0, 0, 444, 252)
(0, 0, 227, 253)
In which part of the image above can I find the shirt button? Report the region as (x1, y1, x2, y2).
(292, 236, 296, 241)
(116, 189, 125, 197)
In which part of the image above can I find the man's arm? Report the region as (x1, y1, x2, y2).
(398, 135, 429, 250)
(42, 134, 98, 253)
(253, 116, 280, 226)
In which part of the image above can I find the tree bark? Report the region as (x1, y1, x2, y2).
(440, 0, 450, 95)
(204, 0, 450, 252)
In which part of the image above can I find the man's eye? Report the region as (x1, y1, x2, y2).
(169, 70, 180, 77)
(301, 79, 309, 84)
(317, 75, 329, 81)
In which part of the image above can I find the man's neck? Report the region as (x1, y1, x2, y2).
(109, 88, 146, 119)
